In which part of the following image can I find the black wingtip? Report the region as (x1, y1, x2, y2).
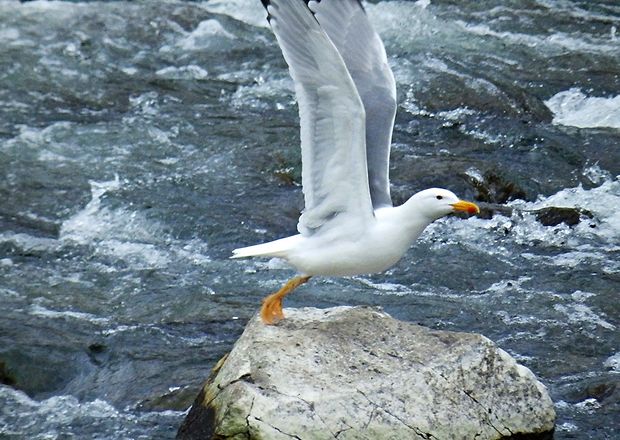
(303, 0, 365, 12)
(303, 0, 366, 18)
(260, 0, 323, 26)
(260, 0, 272, 22)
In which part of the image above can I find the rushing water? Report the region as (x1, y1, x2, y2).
(0, 0, 619, 438)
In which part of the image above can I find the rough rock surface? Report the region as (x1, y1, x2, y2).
(177, 307, 555, 440)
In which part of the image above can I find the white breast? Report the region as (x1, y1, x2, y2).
(286, 207, 431, 276)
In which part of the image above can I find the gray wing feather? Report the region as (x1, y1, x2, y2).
(308, 0, 396, 208)
(264, 0, 374, 237)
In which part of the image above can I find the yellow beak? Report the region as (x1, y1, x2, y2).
(451, 200, 480, 215)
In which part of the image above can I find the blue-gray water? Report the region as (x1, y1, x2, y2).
(1, 0, 619, 438)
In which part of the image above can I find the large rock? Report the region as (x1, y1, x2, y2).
(177, 307, 555, 440)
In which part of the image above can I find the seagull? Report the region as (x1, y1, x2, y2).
(232, 0, 479, 324)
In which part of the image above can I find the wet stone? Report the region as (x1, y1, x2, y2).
(138, 385, 200, 412)
(568, 377, 620, 407)
(467, 170, 528, 205)
(177, 306, 556, 440)
(533, 206, 593, 227)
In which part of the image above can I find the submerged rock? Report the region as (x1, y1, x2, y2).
(137, 385, 199, 412)
(471, 204, 593, 228)
(468, 170, 528, 205)
(0, 360, 16, 387)
(533, 206, 593, 227)
(177, 307, 555, 440)
(465, 170, 527, 219)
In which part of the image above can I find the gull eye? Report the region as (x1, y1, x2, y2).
(436, 195, 443, 200)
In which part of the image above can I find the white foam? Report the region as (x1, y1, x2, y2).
(437, 107, 476, 121)
(0, 386, 184, 437)
(545, 88, 620, 129)
(421, 57, 504, 98)
(582, 164, 613, 185)
(535, 250, 606, 270)
(202, 0, 268, 28)
(227, 76, 294, 110)
(101, 324, 143, 336)
(0, 232, 60, 253)
(0, 287, 21, 299)
(415, 0, 431, 9)
(556, 421, 578, 432)
(121, 66, 138, 76)
(6, 122, 115, 169)
(99, 240, 171, 268)
(553, 303, 615, 331)
(156, 65, 209, 80)
(44, 396, 120, 424)
(493, 285, 614, 336)
(496, 312, 549, 327)
(59, 177, 174, 268)
(4, 0, 75, 14)
(29, 304, 110, 325)
(128, 91, 160, 116)
(423, 175, 620, 283)
(0, 27, 19, 41)
(266, 257, 290, 270)
(604, 352, 620, 372)
(574, 398, 602, 412)
(464, 167, 485, 184)
(175, 239, 211, 266)
(528, 178, 620, 242)
(175, 19, 236, 52)
(476, 177, 620, 253)
(365, 1, 438, 43)
(456, 22, 619, 55)
(2, 122, 70, 153)
(461, 126, 508, 145)
(535, 0, 620, 27)
(60, 176, 121, 244)
(484, 277, 532, 294)
(354, 277, 411, 296)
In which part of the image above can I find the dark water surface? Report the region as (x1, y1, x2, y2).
(1, 0, 619, 438)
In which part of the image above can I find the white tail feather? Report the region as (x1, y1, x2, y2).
(230, 235, 301, 259)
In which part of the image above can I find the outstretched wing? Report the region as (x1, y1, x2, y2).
(308, 0, 397, 208)
(262, 0, 374, 237)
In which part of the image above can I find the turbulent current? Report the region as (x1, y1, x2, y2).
(0, 0, 619, 438)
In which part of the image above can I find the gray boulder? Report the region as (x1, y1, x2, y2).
(177, 306, 555, 439)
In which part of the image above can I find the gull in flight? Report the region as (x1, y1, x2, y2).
(232, 0, 479, 324)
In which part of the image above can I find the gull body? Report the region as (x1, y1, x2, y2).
(233, 188, 470, 277)
(232, 0, 479, 323)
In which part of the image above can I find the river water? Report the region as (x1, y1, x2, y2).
(0, 0, 618, 438)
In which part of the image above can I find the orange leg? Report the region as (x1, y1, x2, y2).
(260, 275, 311, 325)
